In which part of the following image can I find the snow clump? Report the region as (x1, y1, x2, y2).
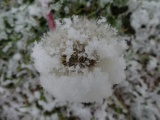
(31, 16, 126, 103)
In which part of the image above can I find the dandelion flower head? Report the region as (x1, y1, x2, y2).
(32, 16, 126, 103)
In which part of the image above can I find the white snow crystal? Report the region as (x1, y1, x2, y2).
(32, 16, 126, 103)
(69, 104, 92, 120)
(131, 9, 149, 30)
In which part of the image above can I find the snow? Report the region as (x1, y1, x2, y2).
(32, 16, 126, 103)
(0, 0, 160, 119)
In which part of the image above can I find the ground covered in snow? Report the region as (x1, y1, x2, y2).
(0, 0, 160, 120)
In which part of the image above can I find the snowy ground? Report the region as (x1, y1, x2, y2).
(0, 0, 160, 120)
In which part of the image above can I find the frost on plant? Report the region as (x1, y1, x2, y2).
(31, 16, 126, 103)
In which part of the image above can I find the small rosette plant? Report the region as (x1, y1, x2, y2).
(32, 16, 126, 103)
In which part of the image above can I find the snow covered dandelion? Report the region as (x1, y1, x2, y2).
(32, 16, 126, 103)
